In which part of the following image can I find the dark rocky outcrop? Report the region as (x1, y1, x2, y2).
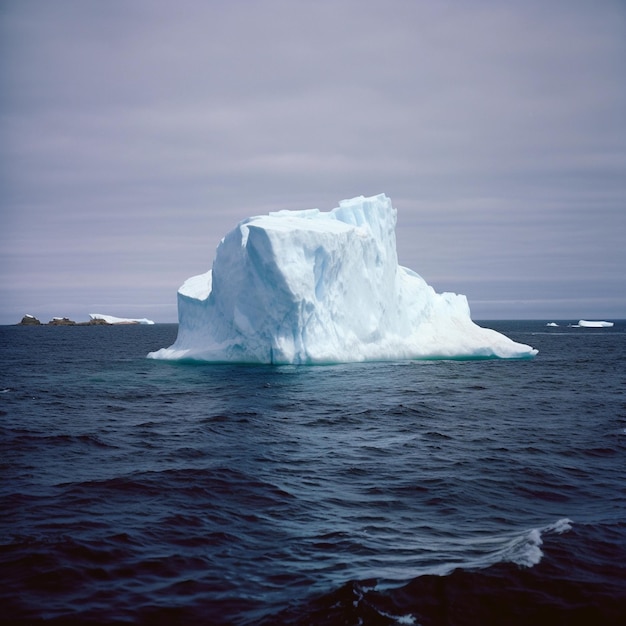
(86, 317, 110, 325)
(18, 315, 113, 326)
(19, 315, 41, 325)
(48, 317, 76, 326)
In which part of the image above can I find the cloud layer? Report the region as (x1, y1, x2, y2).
(2, 0, 625, 323)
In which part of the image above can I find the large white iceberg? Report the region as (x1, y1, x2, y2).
(148, 194, 537, 363)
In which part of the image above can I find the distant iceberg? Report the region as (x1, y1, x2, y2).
(148, 194, 537, 364)
(90, 314, 155, 325)
(577, 320, 614, 328)
(546, 322, 559, 327)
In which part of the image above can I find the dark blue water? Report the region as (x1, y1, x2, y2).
(1, 321, 625, 625)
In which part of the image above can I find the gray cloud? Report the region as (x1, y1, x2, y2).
(1, 0, 625, 323)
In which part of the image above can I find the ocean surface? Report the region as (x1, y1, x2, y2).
(1, 320, 625, 625)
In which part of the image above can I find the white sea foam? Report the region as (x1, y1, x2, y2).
(497, 518, 573, 568)
(352, 582, 417, 625)
(506, 528, 544, 567)
(380, 610, 417, 625)
(548, 517, 573, 534)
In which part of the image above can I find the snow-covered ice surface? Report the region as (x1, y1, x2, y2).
(577, 320, 614, 328)
(90, 314, 155, 325)
(148, 194, 537, 364)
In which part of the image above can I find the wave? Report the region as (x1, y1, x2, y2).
(462, 517, 573, 570)
(363, 518, 574, 585)
(258, 519, 626, 626)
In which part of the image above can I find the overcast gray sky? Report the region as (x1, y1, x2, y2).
(1, 0, 625, 324)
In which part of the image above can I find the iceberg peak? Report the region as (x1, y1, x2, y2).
(148, 194, 536, 363)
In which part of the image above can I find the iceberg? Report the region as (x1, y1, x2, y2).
(90, 314, 155, 325)
(148, 194, 537, 364)
(577, 320, 614, 328)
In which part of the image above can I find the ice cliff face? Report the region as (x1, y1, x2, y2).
(148, 194, 537, 363)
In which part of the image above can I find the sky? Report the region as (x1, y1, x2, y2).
(1, 0, 625, 324)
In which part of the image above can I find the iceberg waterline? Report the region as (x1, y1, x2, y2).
(148, 194, 537, 363)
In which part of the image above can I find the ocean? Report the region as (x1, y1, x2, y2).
(1, 321, 625, 625)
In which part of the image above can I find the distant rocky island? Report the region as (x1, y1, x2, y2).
(18, 314, 155, 326)
(19, 315, 108, 326)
